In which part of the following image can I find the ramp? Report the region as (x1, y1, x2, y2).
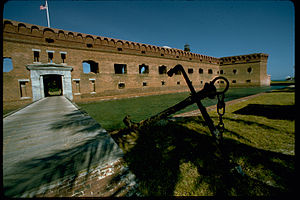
(3, 96, 138, 197)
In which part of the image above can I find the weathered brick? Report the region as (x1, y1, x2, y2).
(3, 19, 270, 109)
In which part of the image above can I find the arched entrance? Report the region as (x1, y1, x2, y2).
(26, 63, 73, 101)
(43, 74, 63, 97)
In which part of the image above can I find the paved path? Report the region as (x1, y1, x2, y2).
(174, 92, 266, 117)
(3, 96, 136, 197)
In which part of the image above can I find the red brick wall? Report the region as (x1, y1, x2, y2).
(3, 19, 270, 108)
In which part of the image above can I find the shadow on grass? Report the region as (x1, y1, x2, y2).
(3, 110, 125, 197)
(112, 116, 295, 196)
(233, 104, 295, 121)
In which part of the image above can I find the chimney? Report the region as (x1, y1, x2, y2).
(184, 44, 190, 52)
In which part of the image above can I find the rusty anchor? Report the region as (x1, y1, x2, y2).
(118, 64, 245, 176)
(122, 64, 229, 143)
(167, 64, 229, 144)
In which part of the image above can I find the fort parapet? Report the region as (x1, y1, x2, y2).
(3, 19, 270, 107)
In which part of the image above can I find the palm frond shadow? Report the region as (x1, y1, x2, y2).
(4, 110, 124, 197)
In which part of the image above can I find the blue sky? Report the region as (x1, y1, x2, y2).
(3, 0, 294, 80)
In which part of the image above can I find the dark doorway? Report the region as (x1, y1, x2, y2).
(43, 75, 63, 97)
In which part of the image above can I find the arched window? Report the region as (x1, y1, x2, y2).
(3, 58, 13, 72)
(208, 69, 213, 74)
(220, 70, 224, 74)
(139, 64, 149, 74)
(233, 69, 237, 74)
(82, 60, 99, 73)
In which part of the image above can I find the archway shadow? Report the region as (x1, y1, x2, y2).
(113, 116, 295, 196)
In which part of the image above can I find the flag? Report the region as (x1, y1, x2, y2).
(40, 5, 47, 10)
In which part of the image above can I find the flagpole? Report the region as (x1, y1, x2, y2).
(45, 0, 50, 28)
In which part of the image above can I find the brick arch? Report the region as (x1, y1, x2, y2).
(102, 38, 109, 45)
(95, 37, 101, 45)
(116, 40, 124, 48)
(124, 41, 130, 48)
(76, 33, 83, 42)
(58, 30, 65, 39)
(31, 26, 41, 36)
(43, 28, 56, 39)
(85, 35, 94, 44)
(18, 23, 28, 33)
(135, 43, 140, 50)
(3, 20, 16, 32)
(108, 39, 115, 46)
(67, 32, 74, 40)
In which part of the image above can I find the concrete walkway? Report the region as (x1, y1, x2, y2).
(3, 96, 137, 197)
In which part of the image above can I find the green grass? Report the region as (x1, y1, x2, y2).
(109, 87, 295, 196)
(77, 86, 283, 132)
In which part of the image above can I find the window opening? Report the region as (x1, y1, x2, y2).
(161, 54, 164, 56)
(233, 69, 237, 74)
(220, 70, 224, 74)
(232, 80, 236, 83)
(117, 48, 122, 51)
(19, 81, 28, 97)
(177, 81, 180, 85)
(61, 53, 66, 63)
(208, 69, 213, 74)
(139, 64, 149, 74)
(33, 51, 40, 62)
(114, 64, 127, 74)
(90, 80, 96, 93)
(143, 82, 147, 86)
(82, 61, 99, 74)
(246, 80, 251, 83)
(45, 38, 54, 43)
(118, 82, 125, 89)
(48, 52, 54, 63)
(161, 81, 165, 86)
(74, 80, 80, 94)
(86, 44, 93, 48)
(3, 58, 13, 72)
(199, 68, 203, 74)
(141, 51, 146, 54)
(247, 67, 252, 73)
(188, 68, 193, 74)
(158, 65, 167, 74)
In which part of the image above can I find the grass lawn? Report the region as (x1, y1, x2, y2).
(77, 86, 283, 132)
(109, 87, 295, 196)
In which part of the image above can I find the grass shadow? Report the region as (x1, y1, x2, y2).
(233, 104, 295, 121)
(112, 117, 295, 196)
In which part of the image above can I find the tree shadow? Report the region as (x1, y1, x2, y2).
(3, 110, 127, 197)
(233, 104, 295, 121)
(113, 117, 295, 196)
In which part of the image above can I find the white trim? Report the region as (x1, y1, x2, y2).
(74, 93, 81, 95)
(89, 78, 96, 81)
(60, 51, 67, 54)
(90, 92, 96, 94)
(32, 49, 41, 52)
(18, 79, 30, 82)
(72, 79, 80, 81)
(46, 50, 55, 53)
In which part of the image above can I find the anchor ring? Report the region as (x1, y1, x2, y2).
(210, 76, 230, 94)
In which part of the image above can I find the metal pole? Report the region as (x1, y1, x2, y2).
(45, 0, 50, 28)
